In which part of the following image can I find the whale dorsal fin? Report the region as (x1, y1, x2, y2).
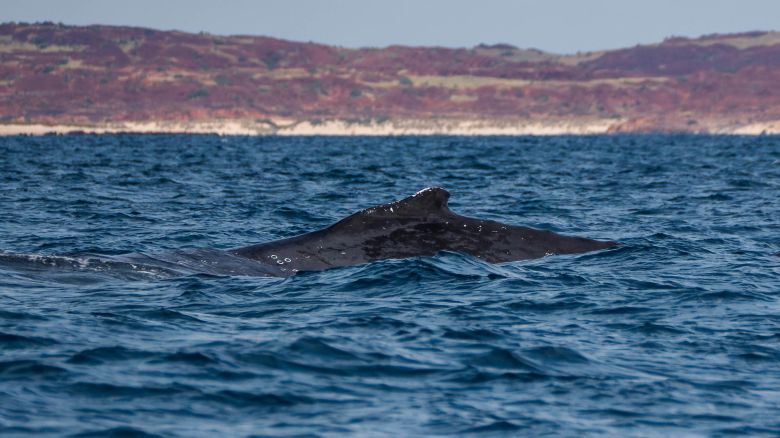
(326, 188, 453, 232)
(359, 187, 452, 218)
(389, 187, 450, 215)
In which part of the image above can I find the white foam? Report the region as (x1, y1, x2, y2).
(414, 187, 435, 196)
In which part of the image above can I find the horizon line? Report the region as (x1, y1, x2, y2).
(4, 20, 779, 54)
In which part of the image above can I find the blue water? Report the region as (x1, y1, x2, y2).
(0, 135, 779, 437)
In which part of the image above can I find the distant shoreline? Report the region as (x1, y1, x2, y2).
(1, 119, 779, 136)
(3, 24, 780, 138)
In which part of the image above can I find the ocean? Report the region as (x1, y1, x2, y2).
(0, 134, 778, 437)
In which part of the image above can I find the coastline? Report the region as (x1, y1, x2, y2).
(1, 118, 778, 136)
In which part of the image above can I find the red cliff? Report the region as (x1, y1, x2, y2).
(1, 23, 779, 134)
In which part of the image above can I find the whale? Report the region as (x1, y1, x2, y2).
(230, 187, 617, 276)
(0, 187, 617, 279)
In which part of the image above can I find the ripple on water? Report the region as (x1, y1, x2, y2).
(0, 332, 58, 348)
(0, 360, 69, 380)
(70, 427, 164, 438)
(67, 346, 153, 365)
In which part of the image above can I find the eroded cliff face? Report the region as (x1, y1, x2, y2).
(1, 23, 778, 134)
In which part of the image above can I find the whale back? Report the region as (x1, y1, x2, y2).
(230, 187, 616, 276)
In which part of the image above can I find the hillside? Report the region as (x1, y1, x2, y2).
(1, 22, 779, 134)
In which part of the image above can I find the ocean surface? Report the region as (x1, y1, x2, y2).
(0, 134, 778, 437)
